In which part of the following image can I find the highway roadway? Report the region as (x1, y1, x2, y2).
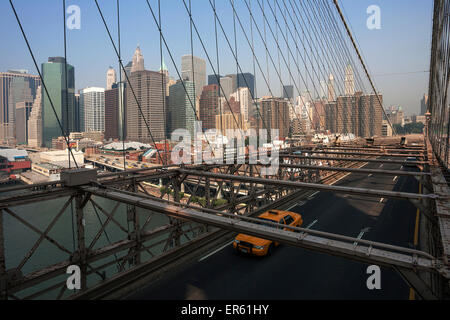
(128, 157, 420, 300)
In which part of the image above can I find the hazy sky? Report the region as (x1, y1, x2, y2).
(0, 0, 433, 116)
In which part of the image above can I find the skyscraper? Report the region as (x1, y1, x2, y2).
(168, 80, 196, 137)
(181, 55, 206, 99)
(28, 85, 43, 148)
(74, 93, 80, 132)
(219, 76, 233, 99)
(41, 57, 75, 147)
(237, 73, 255, 98)
(359, 93, 382, 137)
(126, 70, 166, 142)
(319, 80, 327, 100)
(344, 64, 355, 96)
(131, 46, 145, 73)
(421, 94, 429, 115)
(79, 87, 105, 132)
(15, 101, 33, 145)
(327, 74, 335, 101)
(7, 77, 33, 140)
(0, 70, 40, 141)
(105, 84, 120, 140)
(106, 67, 117, 90)
(199, 84, 220, 130)
(336, 95, 359, 134)
(225, 74, 238, 93)
(324, 92, 382, 138)
(283, 85, 294, 101)
(208, 74, 223, 86)
(259, 97, 290, 139)
(231, 87, 252, 123)
(209, 73, 255, 98)
(121, 61, 133, 83)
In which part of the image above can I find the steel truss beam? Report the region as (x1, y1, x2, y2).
(83, 186, 448, 279)
(282, 150, 424, 158)
(278, 163, 430, 177)
(282, 154, 427, 165)
(177, 169, 438, 201)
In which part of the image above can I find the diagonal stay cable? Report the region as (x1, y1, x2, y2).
(178, 0, 249, 141)
(93, 0, 164, 164)
(8, 0, 79, 168)
(142, 0, 219, 162)
(332, 0, 396, 136)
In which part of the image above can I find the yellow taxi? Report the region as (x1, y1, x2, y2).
(233, 210, 303, 256)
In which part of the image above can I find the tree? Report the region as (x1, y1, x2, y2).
(393, 122, 424, 135)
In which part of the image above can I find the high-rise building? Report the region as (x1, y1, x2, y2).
(300, 101, 313, 134)
(325, 92, 382, 137)
(74, 93, 80, 132)
(41, 57, 75, 147)
(382, 120, 393, 137)
(327, 74, 335, 102)
(386, 105, 404, 126)
(105, 84, 120, 140)
(344, 64, 355, 96)
(283, 85, 294, 101)
(28, 86, 43, 148)
(325, 101, 337, 133)
(0, 70, 40, 141)
(7, 77, 34, 141)
(319, 80, 327, 100)
(181, 55, 206, 99)
(359, 94, 382, 137)
(199, 84, 220, 130)
(231, 87, 252, 123)
(259, 97, 290, 139)
(79, 87, 105, 132)
(209, 73, 255, 99)
(312, 100, 326, 131)
(208, 74, 223, 86)
(336, 94, 360, 134)
(219, 76, 233, 99)
(121, 61, 133, 83)
(15, 101, 33, 145)
(168, 80, 196, 137)
(131, 46, 145, 73)
(220, 96, 241, 115)
(421, 94, 429, 115)
(237, 73, 255, 98)
(126, 70, 166, 142)
(106, 67, 117, 90)
(225, 74, 238, 93)
(215, 112, 247, 136)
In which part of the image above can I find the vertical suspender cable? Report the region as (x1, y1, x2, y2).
(117, 0, 126, 172)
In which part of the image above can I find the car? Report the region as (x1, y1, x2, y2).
(404, 156, 418, 168)
(233, 210, 303, 256)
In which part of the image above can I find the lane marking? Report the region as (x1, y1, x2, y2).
(287, 200, 306, 210)
(308, 191, 319, 199)
(305, 219, 318, 229)
(353, 227, 370, 246)
(198, 241, 233, 262)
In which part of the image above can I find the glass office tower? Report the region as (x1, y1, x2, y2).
(41, 57, 75, 147)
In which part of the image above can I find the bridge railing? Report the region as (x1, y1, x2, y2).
(428, 0, 450, 171)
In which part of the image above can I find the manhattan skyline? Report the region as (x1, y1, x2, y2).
(0, 0, 433, 115)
